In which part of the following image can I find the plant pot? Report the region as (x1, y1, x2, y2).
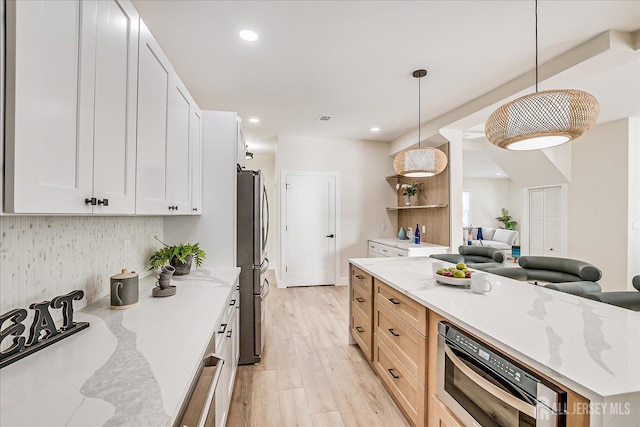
(170, 255, 193, 276)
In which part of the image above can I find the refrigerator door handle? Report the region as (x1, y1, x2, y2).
(260, 278, 271, 299)
(257, 257, 269, 273)
(263, 186, 270, 251)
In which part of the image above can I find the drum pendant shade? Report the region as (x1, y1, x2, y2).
(393, 69, 448, 177)
(485, 0, 598, 150)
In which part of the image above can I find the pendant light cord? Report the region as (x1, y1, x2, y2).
(535, 0, 538, 93)
(418, 75, 421, 147)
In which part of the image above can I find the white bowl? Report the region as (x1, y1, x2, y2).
(435, 274, 471, 286)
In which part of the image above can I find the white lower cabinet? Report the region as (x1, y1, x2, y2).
(4, 0, 139, 214)
(368, 239, 449, 258)
(214, 284, 240, 427)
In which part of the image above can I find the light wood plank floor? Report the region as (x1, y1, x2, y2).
(227, 274, 410, 427)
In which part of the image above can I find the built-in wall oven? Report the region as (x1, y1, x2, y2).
(437, 322, 566, 427)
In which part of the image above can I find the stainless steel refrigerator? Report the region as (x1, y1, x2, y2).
(237, 169, 270, 365)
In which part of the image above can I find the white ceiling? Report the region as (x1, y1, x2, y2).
(131, 0, 640, 168)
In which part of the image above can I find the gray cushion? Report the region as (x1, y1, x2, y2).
(430, 254, 464, 264)
(468, 262, 505, 271)
(633, 275, 640, 292)
(545, 281, 602, 296)
(484, 267, 529, 281)
(584, 292, 640, 311)
(458, 246, 506, 263)
(518, 256, 602, 282)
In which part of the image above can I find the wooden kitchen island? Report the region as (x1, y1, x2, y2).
(349, 257, 640, 427)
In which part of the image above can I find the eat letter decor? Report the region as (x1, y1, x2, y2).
(0, 290, 90, 369)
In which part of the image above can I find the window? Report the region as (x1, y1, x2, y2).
(462, 191, 471, 228)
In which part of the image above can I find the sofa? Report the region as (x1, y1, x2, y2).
(466, 227, 518, 252)
(430, 246, 506, 270)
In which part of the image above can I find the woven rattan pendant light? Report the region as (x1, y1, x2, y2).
(485, 0, 599, 150)
(393, 70, 448, 177)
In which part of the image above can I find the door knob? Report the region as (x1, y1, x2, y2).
(325, 234, 335, 238)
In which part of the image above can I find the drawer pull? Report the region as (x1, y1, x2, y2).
(381, 249, 388, 253)
(355, 297, 365, 303)
(388, 297, 401, 305)
(227, 329, 232, 338)
(355, 274, 365, 280)
(218, 323, 228, 334)
(229, 299, 236, 306)
(355, 326, 365, 333)
(388, 368, 400, 379)
(388, 328, 400, 337)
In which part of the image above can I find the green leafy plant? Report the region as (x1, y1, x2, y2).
(495, 208, 518, 230)
(149, 240, 206, 271)
(400, 183, 420, 197)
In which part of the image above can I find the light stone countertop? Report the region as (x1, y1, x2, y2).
(369, 237, 449, 251)
(350, 256, 640, 427)
(0, 267, 240, 427)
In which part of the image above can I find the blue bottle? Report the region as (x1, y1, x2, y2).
(414, 223, 420, 244)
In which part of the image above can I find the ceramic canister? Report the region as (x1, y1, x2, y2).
(110, 269, 139, 309)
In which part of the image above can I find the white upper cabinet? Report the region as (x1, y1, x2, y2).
(190, 108, 203, 215)
(3, 0, 139, 214)
(136, 20, 198, 215)
(91, 0, 139, 214)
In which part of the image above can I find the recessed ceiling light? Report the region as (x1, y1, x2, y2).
(239, 30, 258, 42)
(249, 117, 260, 123)
(370, 127, 380, 132)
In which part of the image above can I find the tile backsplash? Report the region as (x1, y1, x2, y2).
(0, 216, 163, 333)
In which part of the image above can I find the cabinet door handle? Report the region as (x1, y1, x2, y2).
(97, 198, 109, 206)
(85, 197, 97, 206)
(226, 329, 232, 338)
(355, 326, 365, 333)
(192, 207, 198, 212)
(381, 249, 388, 253)
(355, 275, 365, 280)
(388, 297, 401, 305)
(388, 328, 400, 337)
(230, 299, 236, 306)
(388, 368, 400, 379)
(218, 323, 227, 334)
(355, 297, 365, 303)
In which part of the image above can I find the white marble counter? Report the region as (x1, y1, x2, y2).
(369, 237, 448, 252)
(0, 267, 240, 427)
(350, 256, 640, 427)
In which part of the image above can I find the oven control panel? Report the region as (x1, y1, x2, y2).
(442, 323, 539, 397)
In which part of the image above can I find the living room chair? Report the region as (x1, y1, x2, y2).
(430, 246, 506, 270)
(484, 256, 602, 283)
(545, 281, 602, 296)
(584, 275, 640, 311)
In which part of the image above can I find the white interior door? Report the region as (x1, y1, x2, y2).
(529, 186, 564, 256)
(284, 172, 337, 286)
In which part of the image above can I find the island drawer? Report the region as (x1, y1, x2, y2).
(374, 338, 426, 427)
(351, 265, 372, 292)
(375, 301, 427, 384)
(351, 281, 372, 319)
(375, 279, 427, 336)
(351, 303, 373, 361)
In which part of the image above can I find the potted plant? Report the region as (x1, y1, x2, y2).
(495, 208, 518, 230)
(149, 237, 206, 275)
(399, 183, 420, 206)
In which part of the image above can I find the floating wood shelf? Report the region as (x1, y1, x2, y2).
(386, 204, 448, 211)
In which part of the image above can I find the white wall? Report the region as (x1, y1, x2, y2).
(463, 178, 516, 229)
(0, 216, 162, 346)
(567, 118, 636, 291)
(245, 153, 277, 268)
(276, 135, 395, 285)
(628, 118, 640, 290)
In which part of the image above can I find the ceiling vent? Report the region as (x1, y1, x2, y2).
(316, 115, 332, 122)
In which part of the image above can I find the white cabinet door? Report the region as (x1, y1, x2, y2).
(166, 80, 192, 214)
(393, 248, 408, 257)
(190, 108, 203, 215)
(91, 0, 138, 214)
(378, 244, 393, 257)
(4, 0, 95, 213)
(135, 20, 171, 214)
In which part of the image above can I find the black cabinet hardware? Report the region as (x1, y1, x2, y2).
(388, 328, 400, 337)
(98, 199, 108, 206)
(355, 297, 365, 303)
(226, 329, 232, 338)
(388, 368, 400, 379)
(218, 323, 227, 334)
(388, 298, 401, 305)
(355, 275, 365, 280)
(355, 326, 364, 333)
(230, 299, 236, 306)
(85, 198, 97, 205)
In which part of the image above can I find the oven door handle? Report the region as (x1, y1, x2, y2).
(196, 354, 225, 427)
(444, 345, 536, 418)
